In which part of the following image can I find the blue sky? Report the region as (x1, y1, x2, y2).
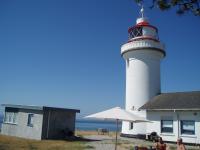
(0, 0, 199, 118)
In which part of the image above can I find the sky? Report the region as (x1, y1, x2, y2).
(0, 0, 199, 118)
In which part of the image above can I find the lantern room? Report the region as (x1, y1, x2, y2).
(128, 17, 159, 42)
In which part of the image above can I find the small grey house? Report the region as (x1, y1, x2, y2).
(1, 104, 80, 140)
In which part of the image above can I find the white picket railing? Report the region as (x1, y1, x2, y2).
(121, 40, 165, 54)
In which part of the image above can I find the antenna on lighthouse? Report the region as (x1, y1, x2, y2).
(140, 5, 145, 18)
(136, 2, 148, 24)
(137, 1, 145, 18)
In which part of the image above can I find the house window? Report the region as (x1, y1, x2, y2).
(130, 122, 134, 130)
(161, 120, 173, 133)
(27, 114, 34, 127)
(4, 112, 18, 124)
(181, 120, 195, 135)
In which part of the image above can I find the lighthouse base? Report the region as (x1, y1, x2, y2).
(120, 133, 147, 139)
(121, 110, 147, 136)
(121, 121, 147, 134)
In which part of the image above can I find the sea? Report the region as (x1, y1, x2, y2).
(76, 119, 122, 131)
(0, 115, 121, 131)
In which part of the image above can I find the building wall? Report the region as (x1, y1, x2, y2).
(121, 49, 164, 135)
(42, 109, 76, 139)
(1, 109, 43, 140)
(146, 110, 200, 144)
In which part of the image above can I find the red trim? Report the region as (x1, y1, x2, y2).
(137, 21, 149, 26)
(128, 36, 159, 43)
(128, 24, 158, 33)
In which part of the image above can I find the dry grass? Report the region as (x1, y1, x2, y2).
(1, 132, 199, 150)
(0, 134, 89, 150)
(76, 130, 117, 137)
(76, 130, 99, 136)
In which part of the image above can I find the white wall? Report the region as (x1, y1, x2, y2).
(121, 49, 164, 135)
(146, 110, 200, 144)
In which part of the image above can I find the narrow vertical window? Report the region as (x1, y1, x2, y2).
(27, 114, 34, 127)
(13, 112, 17, 124)
(8, 112, 13, 123)
(4, 112, 8, 123)
(130, 122, 134, 130)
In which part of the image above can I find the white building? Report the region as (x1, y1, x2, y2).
(141, 91, 200, 144)
(120, 8, 200, 144)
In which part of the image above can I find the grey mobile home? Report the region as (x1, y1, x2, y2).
(1, 104, 80, 140)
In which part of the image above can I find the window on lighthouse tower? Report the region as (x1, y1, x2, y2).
(129, 26, 159, 40)
(129, 27, 142, 39)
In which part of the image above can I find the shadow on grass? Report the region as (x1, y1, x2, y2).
(0, 145, 9, 150)
(63, 136, 101, 142)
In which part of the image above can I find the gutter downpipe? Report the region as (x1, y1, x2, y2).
(174, 109, 180, 138)
(46, 110, 51, 139)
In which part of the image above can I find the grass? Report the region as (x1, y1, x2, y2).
(0, 134, 89, 150)
(75, 130, 117, 137)
(1, 131, 200, 150)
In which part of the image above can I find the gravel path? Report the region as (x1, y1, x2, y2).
(83, 135, 200, 150)
(84, 135, 120, 150)
(83, 135, 152, 150)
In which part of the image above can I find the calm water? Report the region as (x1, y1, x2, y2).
(0, 116, 121, 132)
(76, 120, 121, 131)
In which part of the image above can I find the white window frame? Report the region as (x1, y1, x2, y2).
(4, 112, 18, 124)
(161, 120, 173, 133)
(181, 120, 195, 135)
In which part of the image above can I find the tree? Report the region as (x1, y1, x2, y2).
(135, 0, 200, 16)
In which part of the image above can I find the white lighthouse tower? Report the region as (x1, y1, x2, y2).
(121, 7, 165, 135)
